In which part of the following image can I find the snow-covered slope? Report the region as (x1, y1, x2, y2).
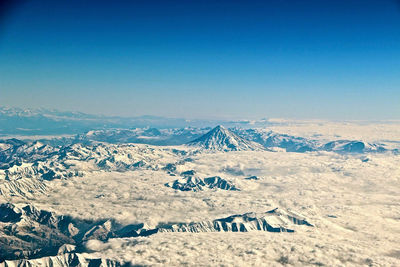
(187, 125, 264, 151)
(2, 254, 121, 267)
(0, 140, 182, 181)
(0, 139, 186, 199)
(233, 128, 390, 153)
(321, 140, 387, 153)
(0, 178, 47, 199)
(233, 128, 318, 152)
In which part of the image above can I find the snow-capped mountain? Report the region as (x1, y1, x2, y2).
(233, 128, 318, 152)
(187, 125, 264, 151)
(233, 128, 389, 153)
(321, 140, 387, 153)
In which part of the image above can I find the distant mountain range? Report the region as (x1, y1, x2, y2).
(0, 107, 271, 135)
(78, 127, 210, 146)
(74, 126, 392, 153)
(0, 107, 395, 154)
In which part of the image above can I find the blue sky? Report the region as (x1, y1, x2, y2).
(0, 0, 399, 119)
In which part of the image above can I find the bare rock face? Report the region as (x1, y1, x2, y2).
(203, 176, 240, 191)
(0, 203, 77, 261)
(116, 223, 158, 237)
(82, 220, 114, 241)
(165, 175, 239, 192)
(0, 203, 122, 262)
(165, 176, 206, 192)
(245, 175, 259, 180)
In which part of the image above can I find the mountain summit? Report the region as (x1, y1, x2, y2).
(187, 125, 263, 151)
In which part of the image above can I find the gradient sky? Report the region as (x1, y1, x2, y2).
(0, 0, 399, 120)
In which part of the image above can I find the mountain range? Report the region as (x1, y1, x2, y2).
(0, 125, 395, 200)
(0, 120, 398, 264)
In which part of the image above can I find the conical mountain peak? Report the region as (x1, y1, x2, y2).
(213, 125, 225, 130)
(187, 126, 263, 151)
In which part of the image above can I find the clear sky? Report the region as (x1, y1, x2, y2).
(0, 0, 399, 120)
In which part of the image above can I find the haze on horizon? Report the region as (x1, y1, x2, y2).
(0, 0, 399, 120)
